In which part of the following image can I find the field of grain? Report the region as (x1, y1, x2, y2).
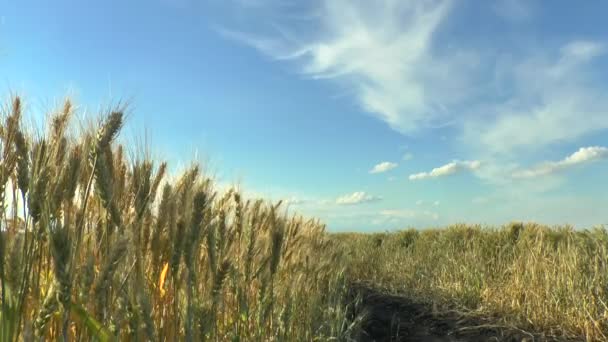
(0, 97, 357, 341)
(338, 224, 608, 340)
(1, 96, 608, 341)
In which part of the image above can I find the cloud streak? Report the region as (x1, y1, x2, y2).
(465, 40, 608, 155)
(512, 146, 608, 178)
(370, 161, 398, 174)
(409, 160, 481, 180)
(222, 0, 473, 134)
(336, 191, 382, 205)
(378, 208, 439, 222)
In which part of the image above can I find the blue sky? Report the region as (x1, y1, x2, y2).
(2, 0, 608, 231)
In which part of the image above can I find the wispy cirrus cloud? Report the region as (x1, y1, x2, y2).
(218, 0, 608, 229)
(222, 1, 608, 159)
(369, 161, 398, 174)
(336, 191, 381, 205)
(512, 146, 608, 178)
(409, 160, 481, 180)
(284, 196, 309, 206)
(220, 0, 476, 134)
(465, 40, 608, 156)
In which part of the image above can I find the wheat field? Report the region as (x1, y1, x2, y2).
(0, 96, 358, 341)
(1, 95, 608, 341)
(338, 224, 608, 340)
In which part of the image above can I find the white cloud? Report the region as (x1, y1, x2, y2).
(284, 196, 309, 205)
(369, 161, 398, 174)
(415, 199, 440, 206)
(223, 3, 608, 158)
(562, 146, 608, 164)
(561, 41, 605, 62)
(512, 146, 608, 178)
(336, 191, 381, 205)
(223, 0, 478, 134)
(409, 160, 481, 180)
(220, 2, 608, 222)
(465, 40, 608, 155)
(402, 152, 413, 161)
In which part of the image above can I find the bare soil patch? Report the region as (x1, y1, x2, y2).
(348, 283, 577, 342)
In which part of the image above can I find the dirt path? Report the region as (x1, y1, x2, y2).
(349, 284, 570, 342)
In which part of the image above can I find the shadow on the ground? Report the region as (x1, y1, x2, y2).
(348, 283, 577, 342)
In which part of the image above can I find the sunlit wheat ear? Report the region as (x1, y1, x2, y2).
(53, 135, 68, 168)
(50, 98, 72, 144)
(14, 130, 29, 196)
(269, 210, 285, 276)
(89, 110, 123, 227)
(183, 187, 207, 342)
(97, 146, 122, 227)
(12, 95, 21, 115)
(3, 96, 22, 149)
(62, 146, 81, 202)
(133, 160, 153, 219)
(151, 183, 172, 271)
(206, 219, 217, 280)
(234, 192, 243, 237)
(170, 219, 186, 278)
(177, 165, 199, 204)
(244, 200, 263, 282)
(212, 259, 231, 306)
(28, 166, 49, 223)
(34, 283, 58, 338)
(94, 110, 123, 153)
(217, 208, 227, 258)
(141, 211, 153, 255)
(0, 98, 23, 191)
(184, 187, 207, 267)
(112, 145, 126, 203)
(157, 183, 173, 224)
(149, 161, 167, 204)
(164, 184, 178, 262)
